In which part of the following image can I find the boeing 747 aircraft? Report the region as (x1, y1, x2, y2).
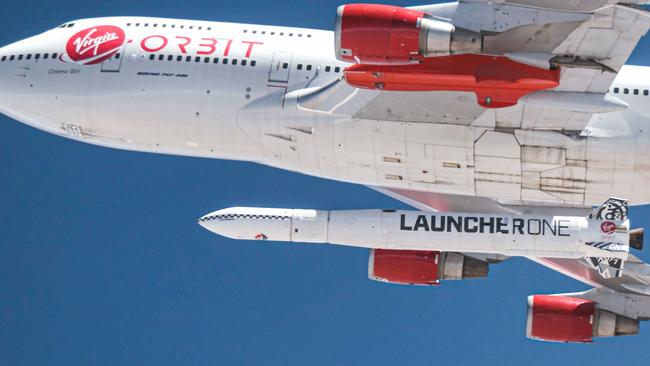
(2, 1, 650, 342)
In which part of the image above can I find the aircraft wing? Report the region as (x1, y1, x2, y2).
(372, 186, 650, 296)
(456, 0, 650, 13)
(300, 1, 650, 132)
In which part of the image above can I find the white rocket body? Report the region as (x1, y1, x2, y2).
(198, 207, 630, 260)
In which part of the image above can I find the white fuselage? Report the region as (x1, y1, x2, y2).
(2, 16, 650, 208)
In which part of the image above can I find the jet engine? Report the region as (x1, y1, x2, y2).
(335, 4, 482, 65)
(526, 295, 640, 343)
(368, 249, 489, 286)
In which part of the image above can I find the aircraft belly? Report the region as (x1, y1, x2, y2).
(241, 107, 650, 207)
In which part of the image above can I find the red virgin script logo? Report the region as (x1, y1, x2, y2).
(600, 221, 617, 235)
(65, 26, 125, 65)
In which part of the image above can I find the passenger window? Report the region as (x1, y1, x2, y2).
(153, 24, 158, 27)
(35, 54, 40, 60)
(232, 59, 238, 65)
(204, 57, 210, 63)
(144, 23, 149, 27)
(158, 55, 164, 61)
(162, 24, 167, 28)
(645, 90, 649, 96)
(297, 64, 303, 70)
(1, 56, 6, 61)
(168, 55, 173, 61)
(282, 63, 288, 69)
(325, 66, 331, 72)
(10, 55, 15, 61)
(177, 55, 183, 61)
(241, 59, 247, 66)
(307, 34, 312, 38)
(115, 53, 120, 59)
(250, 60, 256, 66)
(624, 88, 629, 94)
(67, 23, 75, 28)
(149, 54, 155, 60)
(614, 87, 619, 93)
(43, 54, 49, 59)
(18, 55, 23, 60)
(171, 25, 176, 28)
(207, 27, 212, 31)
(186, 56, 192, 62)
(52, 53, 58, 59)
(26, 54, 32, 60)
(306, 65, 312, 71)
(634, 89, 639, 95)
(127, 23, 132, 27)
(198, 26, 203, 30)
(223, 58, 228, 64)
(195, 56, 201, 62)
(334, 67, 341, 73)
(213, 58, 219, 63)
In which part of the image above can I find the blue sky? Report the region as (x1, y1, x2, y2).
(1, 1, 650, 365)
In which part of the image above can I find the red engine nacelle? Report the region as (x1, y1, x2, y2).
(526, 295, 640, 343)
(368, 249, 488, 286)
(335, 4, 481, 65)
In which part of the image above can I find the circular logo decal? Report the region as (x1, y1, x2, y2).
(600, 221, 617, 235)
(65, 26, 125, 65)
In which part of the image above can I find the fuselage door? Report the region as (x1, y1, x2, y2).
(268, 51, 293, 83)
(101, 46, 125, 73)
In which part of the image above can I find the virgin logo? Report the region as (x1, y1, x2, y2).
(65, 26, 125, 65)
(600, 221, 617, 235)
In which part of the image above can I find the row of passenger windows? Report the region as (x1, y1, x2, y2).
(148, 53, 257, 66)
(1, 53, 58, 61)
(243, 29, 312, 38)
(612, 87, 649, 96)
(121, 22, 313, 38)
(0, 51, 343, 75)
(145, 54, 342, 73)
(297, 64, 341, 73)
(126, 22, 214, 31)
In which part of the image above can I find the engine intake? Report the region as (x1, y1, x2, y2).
(368, 249, 488, 286)
(526, 295, 640, 343)
(335, 4, 482, 65)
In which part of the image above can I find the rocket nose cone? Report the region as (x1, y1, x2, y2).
(197, 210, 227, 233)
(197, 207, 253, 239)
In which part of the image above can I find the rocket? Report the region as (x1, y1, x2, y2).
(198, 206, 642, 261)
